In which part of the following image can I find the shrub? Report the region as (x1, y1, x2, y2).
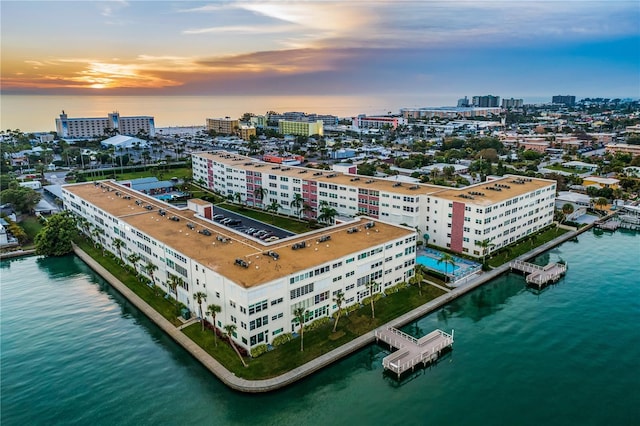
(272, 333, 293, 347)
(304, 317, 330, 332)
(251, 344, 269, 358)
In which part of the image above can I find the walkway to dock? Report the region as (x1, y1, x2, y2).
(510, 260, 567, 288)
(375, 327, 454, 378)
(596, 218, 621, 231)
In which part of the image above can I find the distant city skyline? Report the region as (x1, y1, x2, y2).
(1, 1, 639, 99)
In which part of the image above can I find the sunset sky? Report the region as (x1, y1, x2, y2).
(2, 0, 639, 99)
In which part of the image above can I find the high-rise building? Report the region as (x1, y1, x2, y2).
(501, 98, 524, 109)
(55, 111, 155, 139)
(472, 95, 501, 108)
(278, 120, 324, 136)
(206, 117, 239, 135)
(551, 95, 576, 106)
(352, 114, 406, 130)
(457, 97, 470, 107)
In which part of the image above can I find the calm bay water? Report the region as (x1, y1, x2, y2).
(2, 229, 639, 425)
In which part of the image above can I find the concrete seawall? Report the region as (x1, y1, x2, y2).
(72, 225, 583, 392)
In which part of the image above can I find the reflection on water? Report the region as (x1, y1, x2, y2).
(438, 274, 526, 323)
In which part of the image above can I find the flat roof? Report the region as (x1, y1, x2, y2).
(433, 176, 555, 206)
(198, 151, 555, 204)
(64, 181, 415, 288)
(199, 151, 445, 196)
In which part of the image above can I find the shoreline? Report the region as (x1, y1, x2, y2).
(68, 223, 587, 393)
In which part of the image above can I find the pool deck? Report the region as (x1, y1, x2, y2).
(72, 223, 588, 393)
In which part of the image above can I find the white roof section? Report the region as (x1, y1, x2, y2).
(556, 191, 590, 204)
(584, 176, 620, 185)
(101, 135, 148, 149)
(562, 161, 598, 169)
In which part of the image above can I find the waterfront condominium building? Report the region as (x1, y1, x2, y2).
(55, 111, 155, 139)
(62, 181, 417, 352)
(278, 120, 324, 137)
(501, 98, 524, 109)
(472, 95, 501, 108)
(400, 107, 501, 120)
(206, 118, 239, 135)
(352, 114, 406, 130)
(192, 151, 557, 259)
(551, 95, 576, 106)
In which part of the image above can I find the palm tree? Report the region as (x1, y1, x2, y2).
(438, 253, 456, 283)
(267, 200, 281, 222)
(317, 201, 337, 225)
(223, 324, 248, 367)
(126, 253, 141, 275)
(301, 202, 313, 220)
(193, 292, 207, 331)
(332, 290, 345, 333)
(561, 203, 574, 218)
(291, 193, 304, 218)
(233, 191, 244, 207)
(166, 273, 182, 302)
(206, 304, 222, 346)
(144, 261, 158, 286)
(253, 186, 266, 207)
(112, 238, 125, 264)
(365, 280, 379, 319)
(475, 239, 495, 265)
(409, 266, 425, 295)
(293, 307, 307, 351)
(594, 197, 608, 212)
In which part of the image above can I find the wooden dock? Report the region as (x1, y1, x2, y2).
(510, 259, 567, 288)
(375, 327, 454, 378)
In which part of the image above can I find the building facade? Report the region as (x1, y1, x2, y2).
(278, 120, 324, 136)
(206, 118, 239, 135)
(472, 95, 500, 108)
(400, 107, 501, 120)
(501, 98, 524, 109)
(352, 115, 406, 130)
(192, 151, 557, 259)
(62, 181, 416, 352)
(55, 111, 155, 139)
(551, 95, 576, 106)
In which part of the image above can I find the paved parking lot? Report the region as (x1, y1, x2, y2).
(210, 206, 294, 241)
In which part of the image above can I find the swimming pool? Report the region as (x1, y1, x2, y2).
(416, 255, 461, 274)
(416, 248, 482, 281)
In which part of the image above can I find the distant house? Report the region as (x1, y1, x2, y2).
(582, 176, 620, 190)
(101, 135, 148, 150)
(561, 161, 599, 172)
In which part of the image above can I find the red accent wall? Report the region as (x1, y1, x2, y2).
(450, 201, 465, 253)
(204, 206, 212, 219)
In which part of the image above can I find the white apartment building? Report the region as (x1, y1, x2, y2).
(62, 181, 417, 352)
(55, 111, 155, 139)
(192, 151, 556, 258)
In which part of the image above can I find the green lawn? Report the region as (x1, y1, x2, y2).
(218, 203, 318, 234)
(76, 238, 182, 326)
(79, 166, 193, 182)
(20, 215, 43, 245)
(182, 283, 446, 380)
(488, 226, 570, 268)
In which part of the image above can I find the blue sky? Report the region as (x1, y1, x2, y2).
(2, 1, 639, 100)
